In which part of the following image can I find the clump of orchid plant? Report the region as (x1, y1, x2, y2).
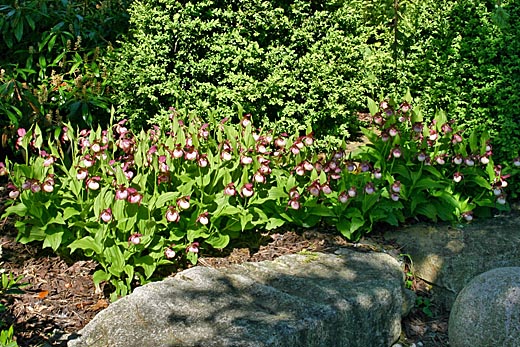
(1, 96, 514, 300)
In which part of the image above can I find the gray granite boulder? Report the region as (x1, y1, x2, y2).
(384, 210, 520, 309)
(448, 267, 520, 347)
(68, 248, 411, 347)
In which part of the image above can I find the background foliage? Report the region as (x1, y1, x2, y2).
(107, 0, 389, 143)
(0, 0, 130, 158)
(394, 0, 520, 162)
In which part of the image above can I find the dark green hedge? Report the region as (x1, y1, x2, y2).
(107, 0, 391, 141)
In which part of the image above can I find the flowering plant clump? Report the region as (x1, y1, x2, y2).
(1, 97, 513, 299)
(1, 109, 320, 299)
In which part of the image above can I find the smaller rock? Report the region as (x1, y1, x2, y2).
(449, 267, 520, 347)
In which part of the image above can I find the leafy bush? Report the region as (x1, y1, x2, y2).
(388, 0, 520, 162)
(107, 0, 390, 142)
(1, 97, 513, 299)
(0, 0, 130, 153)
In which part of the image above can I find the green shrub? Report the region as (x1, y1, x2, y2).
(0, 0, 130, 145)
(107, 0, 390, 142)
(389, 0, 520, 162)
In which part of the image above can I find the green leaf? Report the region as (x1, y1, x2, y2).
(265, 218, 285, 230)
(205, 233, 230, 249)
(2, 203, 27, 218)
(415, 203, 438, 221)
(92, 269, 111, 292)
(105, 245, 125, 276)
(68, 236, 103, 254)
(42, 228, 64, 251)
(14, 20, 23, 42)
(465, 175, 491, 189)
(367, 97, 379, 115)
(134, 255, 156, 279)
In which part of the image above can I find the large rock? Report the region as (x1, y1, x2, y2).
(68, 248, 410, 347)
(384, 209, 520, 309)
(448, 267, 520, 347)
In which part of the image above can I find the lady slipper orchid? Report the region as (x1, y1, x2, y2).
(412, 122, 423, 133)
(465, 157, 475, 166)
(127, 187, 142, 204)
(321, 184, 332, 195)
(462, 211, 473, 221)
(164, 247, 176, 259)
(184, 147, 198, 161)
(76, 168, 88, 180)
(166, 206, 180, 222)
(224, 183, 236, 196)
(348, 186, 357, 198)
(101, 208, 112, 223)
(290, 145, 300, 155)
(381, 132, 390, 142)
(435, 156, 445, 165)
(400, 102, 411, 113)
(390, 193, 400, 202)
(157, 173, 170, 184)
(388, 126, 398, 137)
(295, 164, 305, 176)
(497, 195, 507, 205)
(241, 156, 253, 165)
(513, 157, 520, 167)
(452, 133, 463, 144)
(373, 114, 384, 125)
(128, 233, 142, 245)
(221, 151, 232, 161)
(260, 164, 272, 175)
(198, 154, 209, 168)
(43, 156, 55, 167)
(196, 212, 209, 225)
(417, 152, 427, 162)
(304, 134, 314, 146)
(441, 123, 452, 134)
(453, 155, 463, 165)
(187, 242, 199, 253)
(253, 171, 266, 183)
(42, 179, 54, 193)
(364, 182, 375, 195)
(91, 142, 101, 153)
(453, 172, 463, 183)
(274, 137, 286, 148)
(115, 185, 128, 200)
(346, 161, 357, 172)
(360, 162, 370, 172)
(86, 176, 101, 190)
(240, 114, 251, 127)
(83, 155, 95, 168)
(7, 183, 19, 199)
(373, 169, 382, 180)
(289, 187, 300, 200)
(0, 163, 7, 176)
(241, 183, 254, 197)
(288, 199, 300, 210)
(429, 130, 438, 141)
(391, 146, 402, 159)
(391, 181, 401, 193)
(338, 191, 349, 204)
(173, 145, 184, 159)
(177, 196, 191, 210)
(308, 181, 321, 197)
